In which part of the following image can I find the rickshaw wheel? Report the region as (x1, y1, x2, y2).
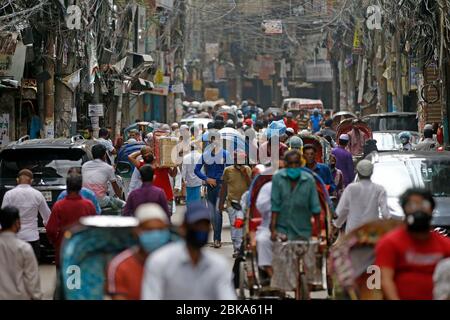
(238, 261, 247, 299)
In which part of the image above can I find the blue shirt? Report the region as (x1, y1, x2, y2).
(310, 114, 322, 133)
(57, 187, 101, 214)
(194, 149, 232, 182)
(310, 163, 336, 194)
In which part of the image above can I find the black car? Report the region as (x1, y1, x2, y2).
(364, 151, 450, 236)
(0, 136, 130, 263)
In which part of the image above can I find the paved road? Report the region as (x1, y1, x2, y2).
(38, 204, 327, 299)
(38, 205, 235, 300)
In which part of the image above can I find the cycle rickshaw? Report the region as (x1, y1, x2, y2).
(236, 167, 335, 299)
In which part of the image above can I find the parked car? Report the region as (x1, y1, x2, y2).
(362, 151, 450, 236)
(373, 131, 421, 152)
(362, 112, 418, 132)
(0, 136, 131, 262)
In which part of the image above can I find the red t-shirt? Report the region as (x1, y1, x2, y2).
(375, 226, 450, 300)
(153, 168, 174, 201)
(284, 118, 299, 133)
(107, 247, 144, 300)
(46, 195, 96, 266)
(137, 161, 174, 201)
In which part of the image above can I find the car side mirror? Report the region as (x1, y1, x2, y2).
(116, 161, 132, 175)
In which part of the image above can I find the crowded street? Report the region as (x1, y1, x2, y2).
(2, 0, 450, 308)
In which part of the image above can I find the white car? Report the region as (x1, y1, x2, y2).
(180, 118, 212, 129)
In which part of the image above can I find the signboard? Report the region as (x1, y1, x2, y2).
(262, 20, 283, 34)
(193, 79, 202, 91)
(151, 76, 170, 96)
(88, 104, 104, 117)
(204, 88, 219, 101)
(90, 116, 99, 130)
(172, 83, 185, 94)
(306, 61, 333, 82)
(0, 114, 10, 147)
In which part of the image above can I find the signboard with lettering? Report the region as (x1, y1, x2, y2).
(88, 104, 104, 117)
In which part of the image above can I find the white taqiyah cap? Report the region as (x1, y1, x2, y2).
(135, 203, 169, 224)
(424, 124, 434, 130)
(356, 160, 374, 177)
(339, 134, 350, 141)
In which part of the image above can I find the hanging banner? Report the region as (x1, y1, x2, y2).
(352, 21, 363, 55)
(61, 68, 82, 92)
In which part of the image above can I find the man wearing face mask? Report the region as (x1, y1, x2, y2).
(107, 203, 171, 300)
(375, 189, 450, 300)
(270, 150, 322, 242)
(219, 151, 252, 257)
(141, 202, 236, 299)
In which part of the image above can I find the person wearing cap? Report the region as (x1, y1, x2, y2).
(1, 169, 51, 259)
(309, 109, 323, 134)
(284, 112, 299, 134)
(331, 134, 355, 187)
(0, 206, 43, 300)
(416, 125, 438, 151)
(195, 130, 232, 248)
(375, 188, 450, 300)
(108, 203, 171, 300)
(225, 119, 235, 128)
(333, 160, 390, 234)
(124, 165, 170, 218)
(181, 142, 203, 204)
(399, 131, 413, 151)
(141, 202, 236, 300)
(46, 172, 96, 267)
(218, 151, 251, 257)
(287, 136, 303, 151)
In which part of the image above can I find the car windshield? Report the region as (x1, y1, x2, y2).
(372, 161, 413, 197)
(371, 158, 450, 198)
(0, 148, 84, 185)
(373, 132, 420, 151)
(366, 116, 418, 132)
(373, 133, 400, 151)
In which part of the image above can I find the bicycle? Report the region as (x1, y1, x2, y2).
(274, 236, 320, 300)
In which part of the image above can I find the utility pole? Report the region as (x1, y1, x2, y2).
(44, 34, 55, 138)
(394, 29, 403, 112)
(375, 30, 388, 112)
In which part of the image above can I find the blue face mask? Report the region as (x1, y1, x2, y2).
(186, 229, 209, 248)
(138, 229, 171, 253)
(286, 167, 302, 180)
